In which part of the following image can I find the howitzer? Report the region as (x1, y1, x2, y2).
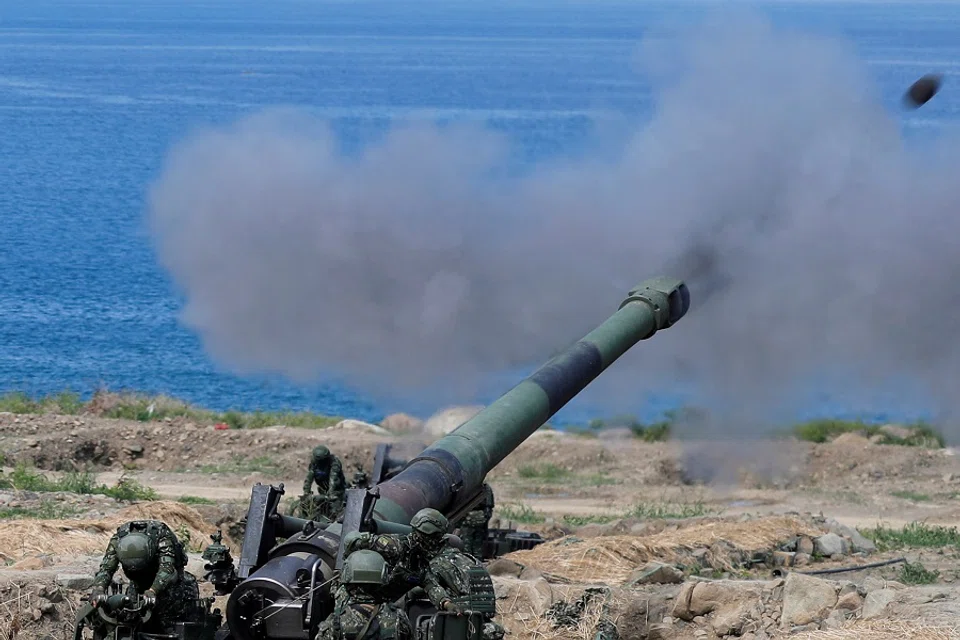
(217, 277, 690, 640)
(73, 587, 222, 640)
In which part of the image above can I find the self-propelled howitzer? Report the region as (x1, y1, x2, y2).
(219, 277, 690, 640)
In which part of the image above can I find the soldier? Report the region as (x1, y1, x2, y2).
(316, 550, 412, 640)
(343, 508, 451, 599)
(420, 543, 505, 640)
(88, 520, 199, 631)
(458, 483, 494, 559)
(300, 444, 347, 519)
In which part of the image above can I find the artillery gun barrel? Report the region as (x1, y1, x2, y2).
(372, 276, 690, 523)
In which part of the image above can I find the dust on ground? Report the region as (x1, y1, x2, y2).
(3, 411, 960, 638)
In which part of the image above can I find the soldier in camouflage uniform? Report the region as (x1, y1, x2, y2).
(343, 508, 449, 599)
(421, 542, 505, 640)
(299, 445, 347, 519)
(88, 520, 200, 631)
(316, 550, 412, 640)
(458, 483, 494, 559)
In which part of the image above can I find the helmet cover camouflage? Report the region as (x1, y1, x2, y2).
(410, 508, 448, 537)
(117, 532, 155, 573)
(342, 550, 387, 585)
(312, 445, 330, 461)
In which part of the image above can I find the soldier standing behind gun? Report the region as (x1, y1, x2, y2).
(88, 520, 199, 630)
(458, 483, 494, 559)
(302, 444, 347, 511)
(316, 550, 412, 640)
(420, 543, 505, 640)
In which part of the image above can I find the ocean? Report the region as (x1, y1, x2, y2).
(1, 0, 957, 425)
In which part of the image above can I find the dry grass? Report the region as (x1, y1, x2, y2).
(505, 516, 823, 583)
(0, 501, 216, 562)
(496, 582, 626, 640)
(791, 620, 960, 639)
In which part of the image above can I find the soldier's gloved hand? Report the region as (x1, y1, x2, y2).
(88, 587, 105, 607)
(142, 590, 157, 609)
(441, 600, 463, 615)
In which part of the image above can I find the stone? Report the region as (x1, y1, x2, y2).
(879, 424, 915, 440)
(56, 574, 95, 590)
(825, 519, 877, 553)
(780, 572, 838, 628)
(331, 419, 390, 435)
(813, 533, 847, 557)
(627, 561, 685, 585)
(862, 589, 897, 619)
(646, 624, 672, 640)
(772, 551, 795, 567)
(797, 537, 815, 555)
(486, 558, 524, 578)
(122, 443, 145, 457)
(794, 553, 811, 567)
(836, 592, 863, 611)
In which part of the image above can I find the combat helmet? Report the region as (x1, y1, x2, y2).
(312, 445, 331, 461)
(341, 550, 388, 586)
(410, 508, 448, 550)
(117, 532, 157, 573)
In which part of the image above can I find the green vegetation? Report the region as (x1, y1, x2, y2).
(0, 464, 157, 501)
(178, 495, 216, 505)
(517, 463, 571, 482)
(858, 522, 960, 551)
(791, 419, 944, 448)
(0, 389, 342, 429)
(497, 503, 545, 524)
(891, 490, 931, 502)
(560, 513, 621, 526)
(0, 501, 80, 520)
(898, 560, 940, 585)
(628, 500, 715, 519)
(196, 455, 283, 477)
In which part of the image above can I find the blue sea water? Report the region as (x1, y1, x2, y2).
(1, 0, 958, 425)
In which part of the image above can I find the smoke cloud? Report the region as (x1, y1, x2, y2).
(147, 13, 960, 438)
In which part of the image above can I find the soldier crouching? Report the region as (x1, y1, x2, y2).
(316, 550, 412, 640)
(88, 519, 199, 631)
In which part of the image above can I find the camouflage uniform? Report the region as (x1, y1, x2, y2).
(316, 550, 412, 640)
(458, 483, 494, 558)
(89, 520, 199, 631)
(422, 547, 505, 640)
(302, 445, 347, 516)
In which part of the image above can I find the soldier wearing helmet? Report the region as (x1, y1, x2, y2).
(457, 483, 494, 559)
(88, 520, 199, 630)
(343, 508, 453, 599)
(301, 444, 347, 517)
(316, 550, 412, 640)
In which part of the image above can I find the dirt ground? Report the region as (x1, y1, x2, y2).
(3, 410, 960, 638)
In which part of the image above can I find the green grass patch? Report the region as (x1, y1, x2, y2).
(859, 522, 960, 551)
(497, 503, 545, 525)
(891, 490, 931, 502)
(791, 419, 944, 448)
(0, 389, 342, 429)
(178, 495, 216, 505)
(628, 500, 715, 520)
(196, 455, 283, 476)
(0, 465, 157, 501)
(0, 501, 81, 520)
(561, 513, 621, 526)
(517, 463, 571, 482)
(898, 560, 940, 585)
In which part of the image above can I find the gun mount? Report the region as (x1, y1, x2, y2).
(218, 277, 690, 640)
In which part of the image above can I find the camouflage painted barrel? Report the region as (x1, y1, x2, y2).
(372, 276, 690, 524)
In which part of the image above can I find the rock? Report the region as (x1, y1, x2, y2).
(825, 519, 877, 553)
(836, 591, 863, 611)
(813, 532, 847, 557)
(486, 558, 524, 578)
(627, 562, 685, 585)
(879, 424, 914, 440)
(423, 406, 483, 436)
(864, 577, 905, 592)
(772, 551, 795, 567)
(780, 572, 838, 628)
(794, 553, 811, 567)
(862, 589, 897, 619)
(331, 419, 390, 435)
(122, 443, 145, 457)
(379, 413, 423, 433)
(12, 557, 45, 570)
(57, 574, 95, 590)
(673, 580, 764, 635)
(797, 537, 815, 555)
(647, 624, 672, 640)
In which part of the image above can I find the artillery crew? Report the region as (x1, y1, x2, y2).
(297, 444, 348, 520)
(458, 483, 495, 558)
(325, 508, 505, 640)
(88, 519, 200, 632)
